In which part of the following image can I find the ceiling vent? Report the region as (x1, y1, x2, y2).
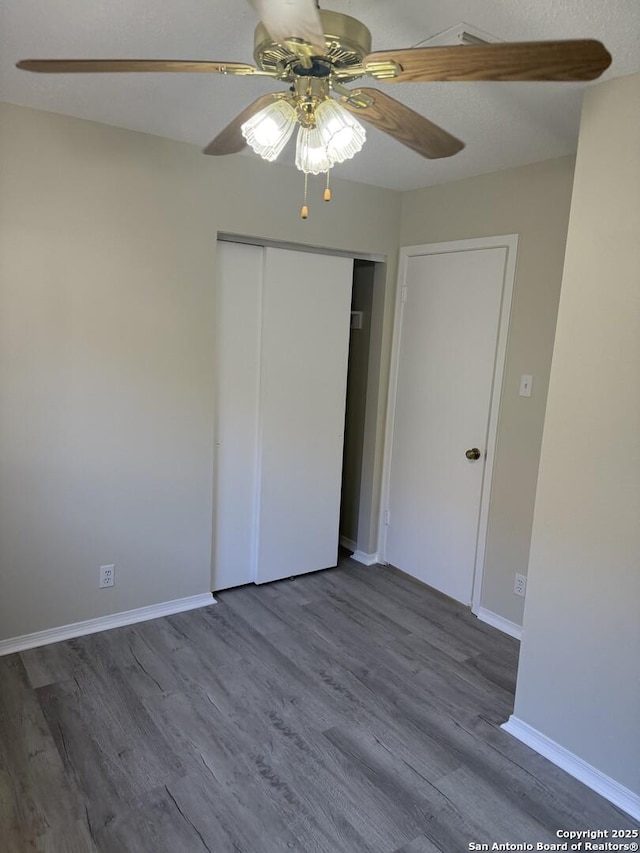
(413, 22, 502, 48)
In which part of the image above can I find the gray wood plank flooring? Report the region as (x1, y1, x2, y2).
(2, 557, 637, 852)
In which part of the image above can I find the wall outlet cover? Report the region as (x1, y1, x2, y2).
(514, 573, 527, 597)
(99, 564, 115, 589)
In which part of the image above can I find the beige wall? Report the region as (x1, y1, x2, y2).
(0, 102, 400, 641)
(513, 73, 640, 796)
(400, 157, 575, 625)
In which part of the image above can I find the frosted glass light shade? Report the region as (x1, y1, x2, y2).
(316, 98, 366, 164)
(295, 126, 332, 175)
(241, 100, 297, 162)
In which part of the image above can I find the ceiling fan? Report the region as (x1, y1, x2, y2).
(17, 0, 611, 216)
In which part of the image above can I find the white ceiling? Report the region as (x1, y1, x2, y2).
(2, 0, 639, 191)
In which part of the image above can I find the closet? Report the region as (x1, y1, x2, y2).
(213, 240, 353, 590)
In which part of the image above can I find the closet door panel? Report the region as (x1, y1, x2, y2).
(255, 248, 353, 583)
(212, 241, 262, 590)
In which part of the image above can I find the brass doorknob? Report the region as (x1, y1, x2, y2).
(465, 447, 481, 460)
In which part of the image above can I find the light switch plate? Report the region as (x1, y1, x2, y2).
(350, 311, 364, 330)
(519, 374, 533, 397)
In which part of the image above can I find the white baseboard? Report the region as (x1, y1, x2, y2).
(351, 550, 380, 566)
(476, 606, 522, 640)
(502, 716, 640, 821)
(0, 592, 216, 657)
(339, 535, 357, 552)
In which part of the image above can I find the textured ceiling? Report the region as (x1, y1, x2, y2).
(1, 0, 639, 190)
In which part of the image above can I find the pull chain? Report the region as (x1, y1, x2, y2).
(324, 168, 332, 202)
(300, 173, 309, 220)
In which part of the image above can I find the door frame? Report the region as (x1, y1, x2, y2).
(378, 234, 519, 613)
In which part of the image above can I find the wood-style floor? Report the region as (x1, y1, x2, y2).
(1, 559, 637, 852)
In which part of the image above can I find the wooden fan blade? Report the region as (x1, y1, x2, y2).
(203, 93, 285, 155)
(341, 89, 464, 160)
(249, 0, 325, 51)
(365, 40, 612, 83)
(16, 59, 259, 75)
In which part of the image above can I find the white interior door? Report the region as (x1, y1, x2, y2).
(212, 242, 353, 590)
(385, 245, 509, 605)
(255, 247, 353, 583)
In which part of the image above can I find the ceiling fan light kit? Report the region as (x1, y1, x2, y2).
(296, 124, 333, 174)
(241, 81, 366, 171)
(315, 98, 366, 164)
(16, 1, 613, 219)
(241, 98, 297, 161)
(240, 56, 368, 215)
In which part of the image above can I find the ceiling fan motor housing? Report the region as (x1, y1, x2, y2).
(254, 10, 372, 82)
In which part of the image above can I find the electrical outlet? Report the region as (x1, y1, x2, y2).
(99, 564, 115, 589)
(514, 573, 527, 598)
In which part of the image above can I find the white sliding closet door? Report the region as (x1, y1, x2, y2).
(256, 247, 353, 583)
(213, 242, 263, 591)
(212, 242, 353, 590)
